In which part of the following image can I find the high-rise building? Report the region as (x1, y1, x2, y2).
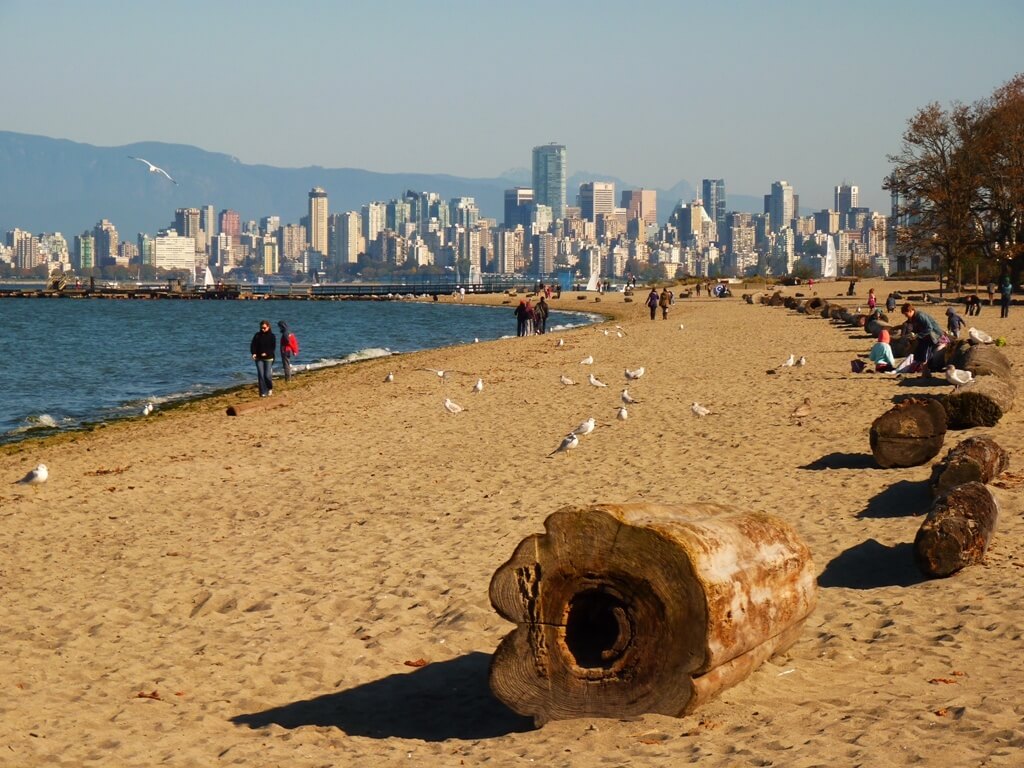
(8, 228, 41, 269)
(701, 179, 726, 240)
(834, 183, 859, 217)
(74, 232, 95, 270)
(308, 187, 329, 255)
(278, 224, 307, 262)
(504, 187, 534, 229)
(92, 219, 119, 267)
(151, 230, 197, 271)
(200, 205, 217, 239)
(532, 143, 567, 220)
(259, 216, 280, 236)
(219, 209, 241, 239)
(578, 182, 615, 223)
(814, 209, 840, 234)
(620, 189, 657, 227)
(768, 181, 795, 234)
(450, 197, 479, 229)
(362, 202, 387, 245)
(333, 211, 362, 264)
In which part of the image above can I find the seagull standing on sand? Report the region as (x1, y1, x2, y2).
(128, 156, 178, 185)
(15, 464, 48, 486)
(472, 378, 484, 393)
(797, 356, 807, 367)
(621, 389, 640, 405)
(791, 397, 812, 422)
(443, 398, 465, 414)
(580, 355, 594, 365)
(384, 371, 394, 383)
(968, 327, 993, 344)
(945, 365, 974, 388)
(142, 402, 154, 416)
(691, 402, 711, 417)
(573, 417, 596, 437)
(559, 375, 577, 386)
(781, 354, 796, 367)
(624, 366, 645, 380)
(616, 406, 629, 420)
(556, 338, 565, 347)
(548, 433, 579, 457)
(588, 373, 608, 388)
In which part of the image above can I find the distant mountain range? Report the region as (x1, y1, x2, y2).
(0, 131, 764, 240)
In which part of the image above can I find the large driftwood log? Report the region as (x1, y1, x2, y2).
(943, 376, 1016, 428)
(226, 396, 289, 416)
(803, 297, 824, 314)
(914, 482, 999, 578)
(869, 398, 947, 468)
(950, 343, 1015, 382)
(930, 436, 1009, 497)
(489, 503, 817, 723)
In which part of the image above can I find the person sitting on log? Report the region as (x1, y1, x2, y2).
(900, 302, 943, 375)
(869, 329, 898, 372)
(946, 306, 967, 339)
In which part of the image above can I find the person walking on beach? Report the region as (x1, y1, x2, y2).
(535, 295, 550, 334)
(1000, 276, 1013, 318)
(278, 321, 299, 382)
(945, 306, 966, 339)
(867, 287, 877, 311)
(987, 281, 997, 306)
(251, 320, 276, 397)
(646, 288, 659, 320)
(659, 287, 671, 319)
(514, 299, 530, 337)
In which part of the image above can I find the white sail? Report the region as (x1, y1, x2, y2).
(203, 266, 215, 287)
(823, 235, 837, 279)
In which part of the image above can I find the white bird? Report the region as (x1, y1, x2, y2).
(474, 338, 479, 343)
(443, 398, 464, 414)
(797, 356, 807, 367)
(573, 417, 596, 437)
(548, 432, 579, 457)
(602, 329, 610, 336)
(384, 371, 394, 383)
(616, 406, 629, 420)
(621, 389, 640, 405)
(420, 367, 451, 379)
(128, 156, 178, 185)
(580, 355, 594, 365)
(781, 354, 796, 367)
(559, 374, 577, 386)
(15, 463, 48, 485)
(791, 397, 812, 420)
(968, 327, 993, 344)
(691, 402, 711, 417)
(945, 365, 974, 387)
(616, 331, 624, 338)
(142, 402, 154, 416)
(678, 323, 685, 330)
(472, 378, 484, 393)
(556, 338, 565, 347)
(588, 373, 608, 388)
(614, 325, 626, 335)
(624, 366, 645, 380)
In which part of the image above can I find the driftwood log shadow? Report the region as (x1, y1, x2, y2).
(800, 452, 879, 470)
(231, 652, 533, 740)
(857, 480, 931, 519)
(818, 539, 924, 589)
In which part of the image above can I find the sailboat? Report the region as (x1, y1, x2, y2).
(823, 235, 837, 279)
(203, 266, 215, 288)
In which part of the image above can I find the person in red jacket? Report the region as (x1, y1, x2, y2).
(277, 320, 299, 382)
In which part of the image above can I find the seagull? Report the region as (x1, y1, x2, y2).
(580, 355, 594, 365)
(691, 402, 711, 417)
(548, 433, 579, 457)
(616, 331, 624, 338)
(474, 338, 479, 343)
(945, 365, 974, 387)
(556, 338, 565, 347)
(559, 375, 577, 386)
(797, 356, 807, 367)
(384, 371, 394, 383)
(616, 406, 629, 420)
(791, 397, 812, 420)
(142, 402, 154, 416)
(443, 398, 464, 414)
(614, 325, 626, 335)
(573, 417, 596, 437)
(472, 378, 484, 393)
(420, 367, 454, 380)
(781, 354, 796, 367)
(588, 373, 608, 388)
(15, 464, 48, 485)
(128, 156, 178, 185)
(625, 366, 645, 380)
(621, 389, 640, 405)
(679, 324, 685, 330)
(968, 327, 993, 344)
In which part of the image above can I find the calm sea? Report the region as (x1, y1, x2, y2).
(1, 297, 594, 445)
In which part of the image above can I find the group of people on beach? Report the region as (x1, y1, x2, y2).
(513, 295, 550, 336)
(645, 287, 674, 320)
(250, 320, 300, 397)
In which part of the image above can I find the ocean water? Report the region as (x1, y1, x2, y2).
(1, 297, 595, 444)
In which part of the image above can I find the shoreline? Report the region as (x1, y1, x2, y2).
(2, 277, 1022, 766)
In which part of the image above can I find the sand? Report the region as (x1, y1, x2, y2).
(2, 278, 1022, 767)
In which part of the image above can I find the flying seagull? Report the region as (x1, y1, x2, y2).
(15, 463, 48, 485)
(128, 156, 178, 185)
(548, 432, 579, 457)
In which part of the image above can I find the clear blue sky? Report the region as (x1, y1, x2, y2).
(2, 0, 1021, 212)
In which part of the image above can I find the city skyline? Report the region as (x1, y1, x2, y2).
(2, 1, 1020, 213)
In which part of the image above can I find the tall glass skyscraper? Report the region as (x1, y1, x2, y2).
(532, 143, 567, 221)
(701, 179, 726, 241)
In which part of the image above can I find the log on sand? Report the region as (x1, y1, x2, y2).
(943, 376, 1016, 428)
(914, 482, 999, 578)
(930, 436, 1010, 497)
(226, 396, 289, 416)
(869, 398, 947, 468)
(488, 503, 817, 723)
(951, 343, 1015, 381)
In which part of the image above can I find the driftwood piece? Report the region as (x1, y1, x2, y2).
(951, 344, 1014, 382)
(226, 396, 289, 416)
(869, 398, 947, 468)
(489, 503, 817, 723)
(803, 297, 824, 314)
(943, 376, 1016, 428)
(930, 436, 1010, 497)
(913, 482, 999, 578)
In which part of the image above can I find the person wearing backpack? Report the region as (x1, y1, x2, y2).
(646, 288, 659, 320)
(278, 320, 299, 381)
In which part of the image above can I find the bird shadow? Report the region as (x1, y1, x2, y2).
(800, 452, 879, 470)
(818, 539, 925, 589)
(231, 651, 534, 741)
(857, 479, 931, 518)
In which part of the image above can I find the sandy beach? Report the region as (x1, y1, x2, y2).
(2, 277, 1022, 767)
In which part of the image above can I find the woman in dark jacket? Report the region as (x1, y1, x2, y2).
(250, 320, 276, 396)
